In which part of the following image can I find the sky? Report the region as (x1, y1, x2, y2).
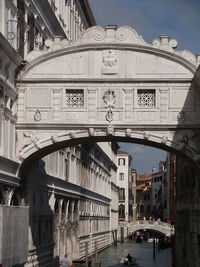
(89, 0, 200, 53)
(88, 0, 200, 173)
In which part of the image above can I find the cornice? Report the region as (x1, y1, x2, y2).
(0, 33, 22, 67)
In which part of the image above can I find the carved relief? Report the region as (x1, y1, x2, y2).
(177, 110, 186, 122)
(125, 129, 132, 137)
(34, 109, 41, 122)
(103, 89, 116, 109)
(177, 131, 200, 155)
(69, 131, 76, 139)
(105, 109, 113, 123)
(88, 128, 95, 136)
(22, 132, 41, 150)
(102, 50, 118, 74)
(161, 136, 168, 144)
(107, 125, 115, 136)
(51, 135, 59, 143)
(143, 132, 150, 140)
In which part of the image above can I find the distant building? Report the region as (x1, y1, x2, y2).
(131, 169, 137, 221)
(117, 149, 133, 222)
(163, 153, 176, 224)
(136, 173, 152, 219)
(152, 161, 166, 220)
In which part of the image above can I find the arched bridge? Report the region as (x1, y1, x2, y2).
(127, 220, 175, 237)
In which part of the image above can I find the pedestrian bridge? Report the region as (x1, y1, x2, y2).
(127, 220, 175, 237)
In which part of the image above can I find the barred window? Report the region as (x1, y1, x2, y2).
(137, 89, 156, 108)
(65, 89, 84, 108)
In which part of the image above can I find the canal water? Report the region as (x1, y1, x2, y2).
(91, 239, 172, 267)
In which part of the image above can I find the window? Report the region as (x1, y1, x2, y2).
(118, 158, 125, 166)
(65, 89, 84, 108)
(119, 173, 124, 181)
(137, 89, 156, 108)
(119, 188, 125, 201)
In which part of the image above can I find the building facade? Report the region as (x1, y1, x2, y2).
(117, 150, 133, 222)
(136, 174, 152, 220)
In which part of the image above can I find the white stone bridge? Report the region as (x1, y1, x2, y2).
(127, 220, 175, 237)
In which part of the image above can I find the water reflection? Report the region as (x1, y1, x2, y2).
(92, 239, 172, 267)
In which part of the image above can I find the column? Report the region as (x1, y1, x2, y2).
(123, 88, 134, 121)
(159, 88, 169, 122)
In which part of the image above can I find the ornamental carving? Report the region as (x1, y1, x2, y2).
(88, 128, 95, 136)
(177, 130, 200, 155)
(125, 129, 132, 137)
(177, 110, 186, 122)
(34, 110, 41, 122)
(105, 109, 113, 123)
(102, 50, 118, 74)
(107, 125, 115, 136)
(103, 89, 116, 109)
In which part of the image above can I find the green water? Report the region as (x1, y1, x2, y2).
(91, 239, 172, 267)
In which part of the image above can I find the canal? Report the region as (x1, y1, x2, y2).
(91, 239, 172, 267)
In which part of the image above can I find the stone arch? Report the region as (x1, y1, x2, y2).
(18, 128, 200, 178)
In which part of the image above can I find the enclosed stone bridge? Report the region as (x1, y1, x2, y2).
(127, 220, 175, 237)
(15, 25, 200, 175)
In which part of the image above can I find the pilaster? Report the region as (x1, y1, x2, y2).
(123, 88, 134, 121)
(159, 88, 169, 122)
(52, 88, 61, 122)
(87, 88, 97, 122)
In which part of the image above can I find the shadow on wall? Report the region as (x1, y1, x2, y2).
(25, 159, 54, 266)
(172, 69, 200, 267)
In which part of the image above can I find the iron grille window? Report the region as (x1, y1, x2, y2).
(65, 89, 84, 108)
(137, 89, 156, 108)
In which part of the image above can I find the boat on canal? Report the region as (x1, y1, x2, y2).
(120, 255, 137, 266)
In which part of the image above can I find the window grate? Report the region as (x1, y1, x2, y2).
(137, 89, 156, 108)
(65, 89, 84, 108)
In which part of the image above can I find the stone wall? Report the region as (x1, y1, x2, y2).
(175, 157, 200, 267)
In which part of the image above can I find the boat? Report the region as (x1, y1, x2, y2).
(120, 256, 137, 265)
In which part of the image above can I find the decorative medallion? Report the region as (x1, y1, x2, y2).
(103, 89, 116, 109)
(102, 50, 118, 74)
(34, 110, 41, 122)
(143, 132, 150, 140)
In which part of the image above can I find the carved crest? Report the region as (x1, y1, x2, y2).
(102, 50, 118, 74)
(103, 89, 116, 109)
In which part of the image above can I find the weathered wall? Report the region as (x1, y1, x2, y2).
(176, 157, 200, 267)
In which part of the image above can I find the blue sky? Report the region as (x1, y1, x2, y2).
(89, 0, 200, 53)
(88, 0, 200, 173)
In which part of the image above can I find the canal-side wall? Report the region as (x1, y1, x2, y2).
(176, 157, 200, 267)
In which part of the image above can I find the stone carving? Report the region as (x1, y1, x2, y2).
(177, 110, 186, 122)
(45, 36, 69, 51)
(107, 125, 115, 136)
(106, 109, 113, 122)
(88, 128, 95, 136)
(102, 50, 118, 74)
(161, 136, 168, 144)
(125, 129, 132, 137)
(69, 131, 76, 139)
(51, 135, 59, 143)
(103, 89, 116, 109)
(34, 109, 41, 122)
(115, 26, 147, 45)
(23, 132, 41, 150)
(143, 132, 150, 140)
(152, 35, 178, 52)
(79, 26, 106, 43)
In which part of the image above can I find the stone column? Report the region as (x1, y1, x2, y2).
(159, 88, 169, 122)
(53, 88, 62, 122)
(123, 88, 134, 121)
(87, 88, 97, 122)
